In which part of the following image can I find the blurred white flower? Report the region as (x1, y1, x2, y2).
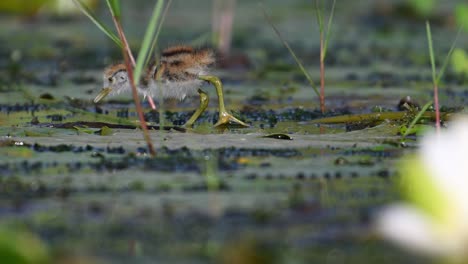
(376, 117, 468, 259)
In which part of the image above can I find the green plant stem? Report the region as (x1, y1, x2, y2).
(106, 0, 121, 18)
(260, 4, 319, 98)
(134, 0, 165, 86)
(72, 0, 122, 47)
(323, 0, 336, 59)
(432, 83, 440, 133)
(426, 21, 440, 133)
(112, 16, 136, 67)
(111, 13, 156, 157)
(319, 30, 325, 114)
(144, 0, 173, 68)
(436, 27, 462, 84)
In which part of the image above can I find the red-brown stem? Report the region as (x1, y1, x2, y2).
(219, 0, 236, 55)
(212, 0, 235, 55)
(433, 84, 440, 134)
(115, 20, 156, 111)
(319, 31, 325, 114)
(112, 15, 156, 157)
(115, 21, 136, 67)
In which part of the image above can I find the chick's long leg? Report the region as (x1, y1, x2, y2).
(147, 96, 157, 110)
(198, 75, 249, 128)
(184, 89, 209, 127)
(148, 63, 167, 111)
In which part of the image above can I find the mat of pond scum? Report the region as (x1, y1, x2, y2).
(0, 0, 467, 263)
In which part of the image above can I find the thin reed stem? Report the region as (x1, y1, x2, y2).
(319, 30, 325, 113)
(426, 21, 440, 134)
(260, 4, 319, 98)
(112, 15, 156, 157)
(433, 84, 440, 133)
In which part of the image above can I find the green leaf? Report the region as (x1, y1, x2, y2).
(144, 0, 173, 69)
(106, 0, 121, 18)
(72, 0, 122, 47)
(455, 3, 468, 32)
(426, 21, 437, 86)
(134, 0, 166, 86)
(322, 0, 336, 60)
(315, 0, 324, 33)
(436, 27, 462, 84)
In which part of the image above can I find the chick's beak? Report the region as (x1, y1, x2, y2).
(94, 87, 112, 103)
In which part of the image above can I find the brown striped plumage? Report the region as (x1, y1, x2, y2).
(149, 45, 215, 82)
(146, 45, 215, 100)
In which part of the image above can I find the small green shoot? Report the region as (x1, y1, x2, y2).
(316, 0, 336, 114)
(260, 4, 319, 98)
(425, 21, 461, 133)
(316, 0, 336, 61)
(426, 22, 435, 76)
(401, 101, 433, 139)
(435, 28, 462, 85)
(261, 1, 335, 114)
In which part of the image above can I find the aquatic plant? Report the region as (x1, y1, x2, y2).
(261, 0, 335, 114)
(377, 117, 468, 262)
(315, 0, 336, 114)
(425, 21, 460, 134)
(400, 101, 433, 140)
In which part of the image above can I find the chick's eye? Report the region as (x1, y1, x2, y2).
(120, 76, 125, 81)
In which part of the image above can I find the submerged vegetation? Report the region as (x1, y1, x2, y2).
(0, 0, 467, 263)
